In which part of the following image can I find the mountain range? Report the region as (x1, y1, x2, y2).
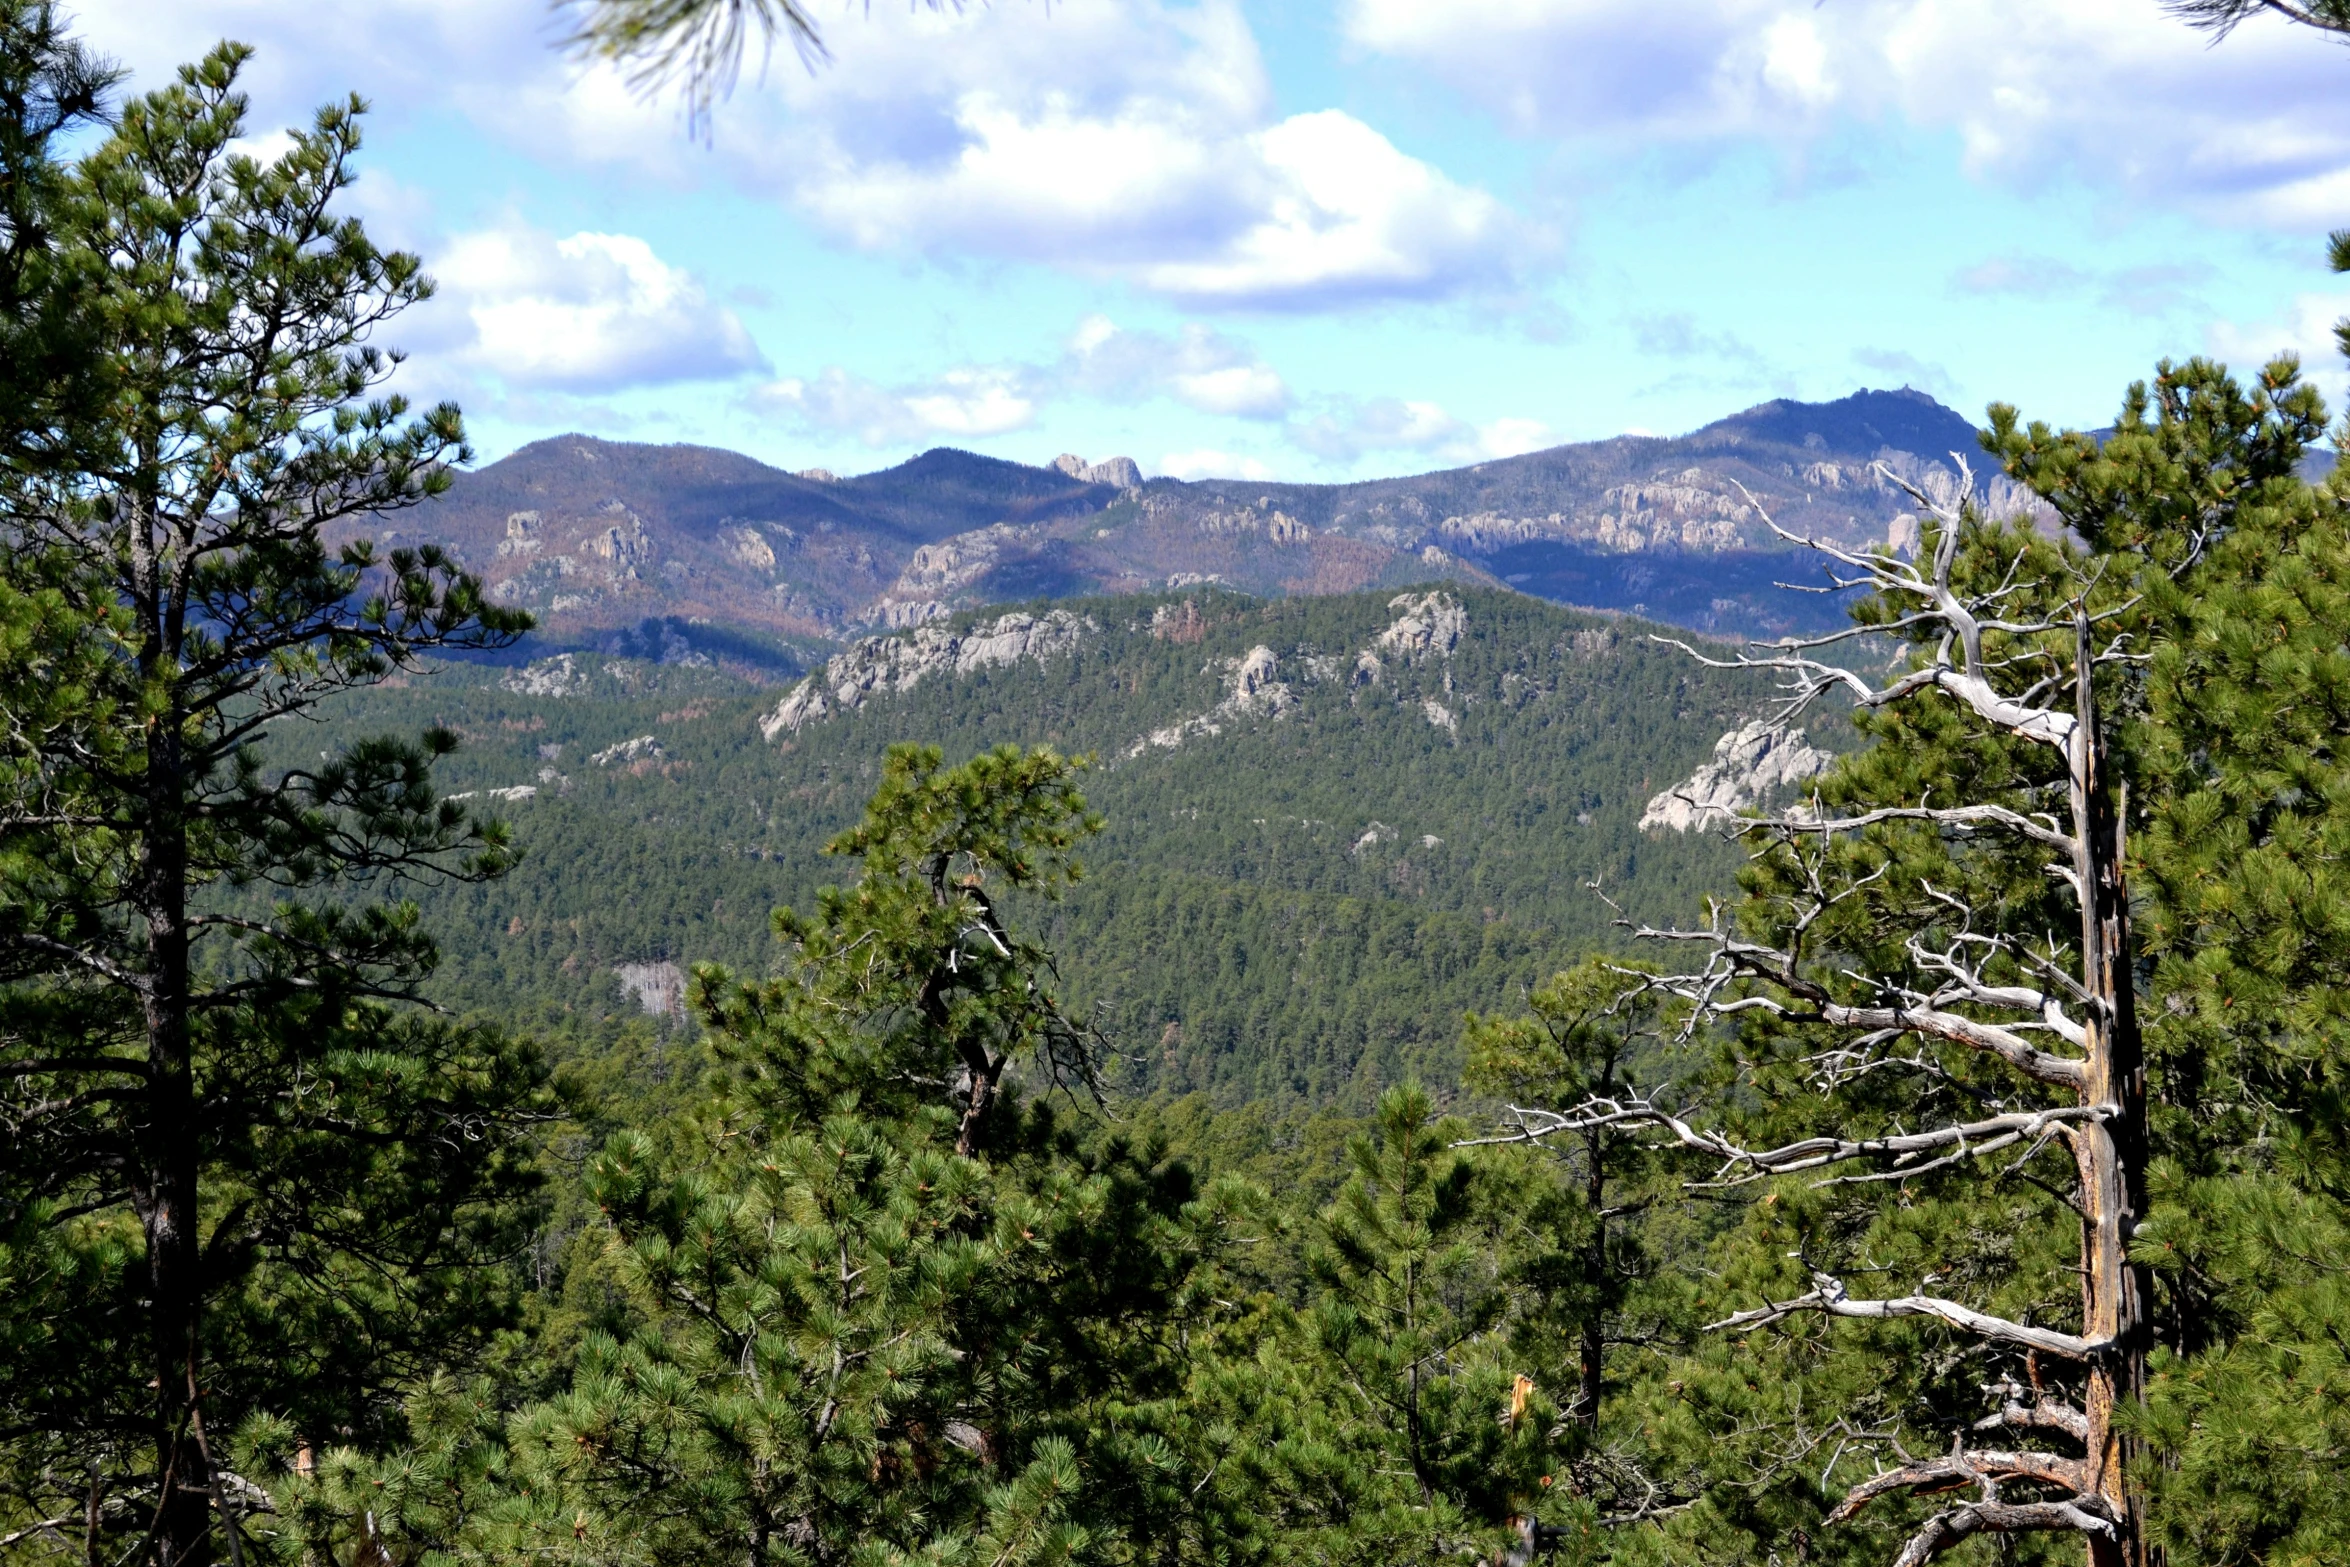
(376, 388, 2019, 666)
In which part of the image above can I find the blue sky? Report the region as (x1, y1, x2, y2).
(65, 0, 2350, 480)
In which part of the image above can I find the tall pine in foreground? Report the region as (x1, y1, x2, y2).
(0, 36, 550, 1567)
(1999, 338, 2350, 1560)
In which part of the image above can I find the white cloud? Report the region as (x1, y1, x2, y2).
(1064, 316, 1292, 418)
(753, 313, 1295, 448)
(899, 369, 1039, 437)
(1289, 397, 1552, 465)
(70, 0, 553, 137)
(78, 1, 1524, 312)
(1343, 0, 2350, 227)
(2208, 292, 2350, 393)
(753, 366, 1039, 447)
(1478, 418, 1554, 460)
(765, 7, 1521, 308)
(1157, 448, 1276, 481)
(433, 224, 767, 393)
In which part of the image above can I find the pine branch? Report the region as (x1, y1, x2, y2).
(1706, 1267, 2107, 1360)
(1826, 1448, 2088, 1522)
(1462, 1099, 2101, 1192)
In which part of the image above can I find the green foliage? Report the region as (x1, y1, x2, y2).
(13, 10, 2350, 1563)
(1994, 355, 2350, 1563)
(724, 741, 1106, 1148)
(0, 32, 551, 1567)
(304, 745, 1248, 1567)
(1285, 1084, 1553, 1558)
(277, 586, 1779, 1108)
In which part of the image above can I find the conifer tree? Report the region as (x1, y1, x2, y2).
(0, 38, 549, 1567)
(1461, 959, 1697, 1533)
(1460, 350, 2350, 1567)
(1992, 347, 2350, 1562)
(463, 744, 1231, 1567)
(1483, 466, 2164, 1562)
(1223, 1083, 1565, 1566)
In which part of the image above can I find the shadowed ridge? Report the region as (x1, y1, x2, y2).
(1689, 387, 1982, 461)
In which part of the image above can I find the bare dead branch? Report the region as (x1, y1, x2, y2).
(1828, 1448, 2087, 1521)
(1467, 1098, 2101, 1187)
(1886, 1497, 2117, 1567)
(1706, 1269, 2107, 1360)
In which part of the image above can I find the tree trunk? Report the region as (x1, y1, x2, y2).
(2070, 615, 2149, 1567)
(136, 715, 210, 1567)
(1575, 1125, 1604, 1428)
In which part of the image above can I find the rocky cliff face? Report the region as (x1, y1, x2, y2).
(384, 388, 2024, 661)
(1053, 453, 1144, 488)
(1639, 719, 1835, 832)
(759, 608, 1099, 739)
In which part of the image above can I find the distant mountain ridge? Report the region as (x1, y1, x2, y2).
(380, 387, 2010, 664)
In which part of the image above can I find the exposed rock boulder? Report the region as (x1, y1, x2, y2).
(1640, 720, 1834, 832)
(614, 960, 687, 1018)
(760, 609, 1099, 739)
(1128, 645, 1300, 756)
(592, 735, 665, 766)
(501, 653, 595, 698)
(1052, 453, 1142, 488)
(1376, 591, 1467, 659)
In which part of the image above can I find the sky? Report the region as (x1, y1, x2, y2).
(57, 0, 2350, 481)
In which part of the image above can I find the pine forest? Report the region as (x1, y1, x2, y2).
(5, 7, 2350, 1567)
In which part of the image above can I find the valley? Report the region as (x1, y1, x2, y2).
(300, 585, 1846, 1106)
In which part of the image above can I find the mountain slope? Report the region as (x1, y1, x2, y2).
(385, 386, 1998, 661)
(288, 585, 1847, 1106)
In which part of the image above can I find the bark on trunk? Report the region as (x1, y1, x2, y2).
(2070, 615, 2148, 1567)
(1575, 1123, 1605, 1428)
(138, 740, 211, 1567)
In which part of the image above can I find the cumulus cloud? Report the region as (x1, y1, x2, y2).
(2207, 292, 2350, 392)
(1288, 397, 1552, 466)
(766, 7, 1521, 308)
(78, 0, 1526, 312)
(1063, 315, 1291, 418)
(431, 224, 767, 393)
(752, 366, 1039, 447)
(1343, 0, 2350, 227)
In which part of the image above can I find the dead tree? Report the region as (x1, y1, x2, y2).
(1475, 466, 2151, 1567)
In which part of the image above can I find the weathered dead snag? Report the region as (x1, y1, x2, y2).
(1472, 465, 2152, 1566)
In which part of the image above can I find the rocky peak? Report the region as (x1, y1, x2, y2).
(1052, 453, 1143, 488)
(1640, 720, 1834, 832)
(1375, 591, 1467, 659)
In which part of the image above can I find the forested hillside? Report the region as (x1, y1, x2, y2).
(293, 585, 1808, 1103)
(16, 13, 2350, 1567)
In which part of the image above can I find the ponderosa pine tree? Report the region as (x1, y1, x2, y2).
(1229, 1083, 1566, 1567)
(1988, 346, 2350, 1562)
(1460, 959, 1698, 1536)
(0, 38, 549, 1567)
(1463, 350, 2350, 1567)
(459, 744, 1240, 1567)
